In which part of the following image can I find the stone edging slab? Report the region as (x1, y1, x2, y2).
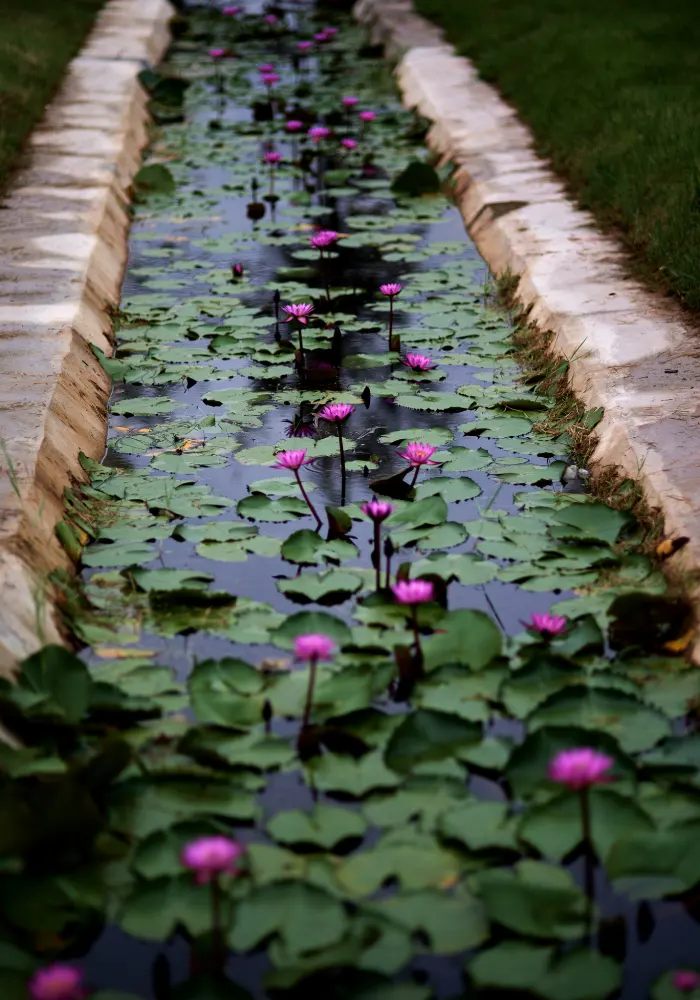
(355, 0, 700, 619)
(0, 0, 173, 672)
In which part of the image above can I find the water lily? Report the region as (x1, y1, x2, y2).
(314, 31, 329, 42)
(309, 125, 331, 143)
(232, 263, 244, 279)
(380, 282, 402, 345)
(295, 633, 335, 729)
(223, 5, 242, 15)
(272, 449, 314, 471)
(549, 747, 615, 928)
(402, 352, 434, 372)
(362, 499, 394, 589)
(286, 119, 303, 131)
(298, 40, 313, 52)
(261, 72, 280, 88)
(396, 441, 440, 487)
(310, 229, 339, 249)
(258, 63, 276, 73)
(182, 835, 243, 970)
(549, 748, 614, 790)
(182, 835, 244, 884)
(283, 302, 314, 356)
(318, 403, 354, 422)
(319, 403, 354, 493)
(673, 972, 700, 993)
(342, 95, 358, 107)
(359, 110, 376, 122)
(362, 499, 394, 523)
(209, 48, 226, 59)
(264, 13, 278, 24)
(282, 303, 314, 324)
(272, 450, 320, 526)
(295, 633, 335, 661)
(392, 579, 434, 605)
(527, 612, 568, 638)
(392, 579, 434, 663)
(341, 138, 357, 151)
(263, 151, 282, 164)
(29, 965, 84, 1000)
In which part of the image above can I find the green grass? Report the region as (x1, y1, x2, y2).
(0, 0, 105, 192)
(414, 0, 700, 310)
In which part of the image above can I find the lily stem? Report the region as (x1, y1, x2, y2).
(294, 469, 321, 528)
(302, 654, 318, 728)
(580, 787, 595, 939)
(373, 522, 381, 591)
(337, 424, 346, 501)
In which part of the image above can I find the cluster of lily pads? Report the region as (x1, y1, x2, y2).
(2, 2, 699, 999)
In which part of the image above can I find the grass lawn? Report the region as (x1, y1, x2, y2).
(0, 0, 105, 193)
(414, 0, 700, 310)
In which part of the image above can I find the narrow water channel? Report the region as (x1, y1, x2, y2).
(3, 3, 700, 1000)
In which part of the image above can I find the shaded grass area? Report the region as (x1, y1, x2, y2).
(0, 0, 104, 193)
(414, 0, 700, 310)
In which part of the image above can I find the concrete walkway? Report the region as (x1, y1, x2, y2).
(0, 0, 172, 671)
(355, 0, 700, 631)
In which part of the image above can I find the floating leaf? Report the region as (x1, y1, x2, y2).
(385, 710, 481, 773)
(267, 805, 367, 850)
(475, 860, 588, 939)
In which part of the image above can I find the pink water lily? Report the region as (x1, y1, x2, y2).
(362, 499, 394, 590)
(258, 63, 276, 72)
(392, 579, 434, 605)
(296, 634, 335, 729)
(310, 229, 340, 249)
(380, 282, 403, 297)
(341, 138, 357, 150)
(319, 403, 354, 489)
(324, 27, 339, 37)
(309, 125, 331, 142)
(396, 441, 440, 467)
(548, 748, 614, 790)
(264, 13, 278, 24)
(232, 263, 244, 279)
(286, 119, 303, 131)
(362, 499, 394, 522)
(294, 633, 335, 661)
(298, 40, 313, 52)
(223, 5, 243, 15)
(272, 449, 314, 470)
(209, 48, 226, 59)
(318, 403, 355, 422)
(359, 110, 376, 122)
(182, 836, 244, 884)
(402, 353, 435, 371)
(314, 31, 329, 42)
(283, 302, 314, 324)
(261, 72, 280, 87)
(342, 95, 358, 107)
(673, 971, 700, 993)
(527, 612, 568, 637)
(264, 151, 282, 164)
(272, 450, 320, 526)
(29, 965, 84, 1000)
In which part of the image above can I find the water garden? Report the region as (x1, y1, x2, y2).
(4, 2, 700, 999)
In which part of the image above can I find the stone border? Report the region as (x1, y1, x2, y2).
(355, 0, 700, 621)
(0, 0, 173, 672)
